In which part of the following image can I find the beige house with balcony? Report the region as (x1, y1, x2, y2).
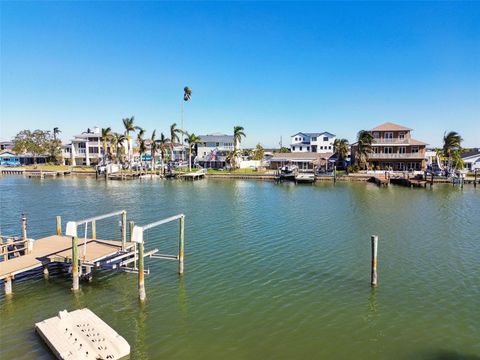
(351, 122, 427, 171)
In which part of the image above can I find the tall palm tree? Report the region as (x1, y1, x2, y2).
(150, 130, 158, 172)
(101, 127, 112, 163)
(170, 123, 181, 161)
(137, 128, 146, 171)
(122, 116, 141, 166)
(186, 133, 201, 171)
(226, 149, 241, 170)
(158, 133, 170, 174)
(53, 127, 61, 141)
(356, 130, 374, 170)
(111, 133, 126, 164)
(334, 138, 350, 163)
(183, 86, 192, 101)
(442, 131, 463, 171)
(233, 126, 246, 169)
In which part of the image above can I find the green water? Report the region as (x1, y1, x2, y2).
(0, 177, 479, 359)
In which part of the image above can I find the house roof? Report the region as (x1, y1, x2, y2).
(371, 122, 412, 131)
(461, 150, 480, 159)
(291, 131, 336, 137)
(270, 152, 334, 161)
(198, 134, 234, 143)
(409, 138, 428, 146)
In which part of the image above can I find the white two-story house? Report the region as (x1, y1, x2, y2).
(290, 132, 336, 154)
(195, 133, 235, 169)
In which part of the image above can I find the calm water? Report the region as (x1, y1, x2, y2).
(0, 176, 479, 359)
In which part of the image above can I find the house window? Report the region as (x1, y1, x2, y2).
(373, 147, 379, 153)
(384, 132, 393, 139)
(320, 146, 323, 150)
(384, 147, 393, 154)
(300, 146, 303, 151)
(399, 147, 406, 154)
(312, 137, 317, 141)
(373, 132, 380, 139)
(412, 146, 419, 153)
(307, 146, 310, 151)
(292, 146, 295, 151)
(323, 136, 329, 141)
(399, 132, 405, 140)
(216, 142, 219, 146)
(328, 146, 332, 150)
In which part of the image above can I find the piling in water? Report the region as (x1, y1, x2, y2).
(5, 276, 12, 295)
(121, 211, 127, 251)
(371, 235, 378, 287)
(72, 236, 79, 291)
(56, 216, 62, 236)
(21, 214, 27, 242)
(179, 215, 185, 274)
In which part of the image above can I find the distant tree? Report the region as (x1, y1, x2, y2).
(356, 130, 374, 170)
(334, 138, 350, 162)
(186, 133, 201, 171)
(169, 123, 181, 160)
(53, 127, 61, 141)
(278, 147, 290, 153)
(111, 133, 126, 164)
(137, 128, 146, 170)
(158, 133, 170, 173)
(150, 130, 158, 171)
(183, 86, 192, 101)
(443, 131, 463, 170)
(13, 129, 53, 164)
(101, 127, 112, 162)
(251, 143, 265, 161)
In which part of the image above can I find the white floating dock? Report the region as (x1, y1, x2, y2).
(35, 308, 130, 360)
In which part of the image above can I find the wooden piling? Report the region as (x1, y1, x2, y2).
(56, 216, 62, 236)
(179, 216, 185, 274)
(333, 165, 337, 184)
(138, 240, 146, 301)
(72, 236, 79, 291)
(5, 276, 12, 295)
(121, 211, 127, 251)
(43, 265, 49, 279)
(371, 235, 378, 287)
(129, 221, 135, 241)
(430, 173, 434, 188)
(91, 220, 96, 240)
(475, 169, 477, 188)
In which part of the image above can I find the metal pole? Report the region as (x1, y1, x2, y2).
(371, 235, 378, 287)
(72, 236, 79, 291)
(121, 211, 127, 251)
(179, 216, 185, 274)
(138, 240, 146, 301)
(181, 100, 184, 161)
(21, 213, 27, 241)
(130, 221, 136, 270)
(56, 216, 62, 236)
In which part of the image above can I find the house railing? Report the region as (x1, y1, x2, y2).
(369, 153, 425, 159)
(372, 138, 410, 144)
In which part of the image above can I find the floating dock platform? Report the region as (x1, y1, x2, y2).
(35, 308, 130, 360)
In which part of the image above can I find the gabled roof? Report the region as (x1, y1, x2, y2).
(409, 138, 428, 146)
(291, 131, 336, 137)
(198, 134, 234, 143)
(461, 150, 480, 159)
(371, 122, 412, 131)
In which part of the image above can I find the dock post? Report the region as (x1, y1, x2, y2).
(179, 215, 185, 275)
(5, 276, 12, 295)
(121, 211, 127, 251)
(43, 265, 49, 279)
(91, 220, 96, 239)
(21, 213, 27, 241)
(129, 221, 135, 241)
(72, 236, 79, 291)
(333, 165, 337, 184)
(138, 240, 146, 301)
(475, 169, 477, 188)
(430, 173, 434, 188)
(56, 216, 62, 236)
(371, 235, 378, 287)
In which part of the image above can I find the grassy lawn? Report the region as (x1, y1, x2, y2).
(21, 164, 71, 171)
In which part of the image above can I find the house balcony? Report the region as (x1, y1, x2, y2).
(369, 153, 425, 160)
(372, 138, 410, 145)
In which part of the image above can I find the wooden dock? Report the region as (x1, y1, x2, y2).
(178, 169, 206, 180)
(0, 235, 133, 281)
(295, 173, 316, 184)
(369, 175, 389, 187)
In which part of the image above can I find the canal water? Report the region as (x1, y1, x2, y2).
(0, 177, 479, 359)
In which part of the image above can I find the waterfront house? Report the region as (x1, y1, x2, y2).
(351, 122, 428, 171)
(269, 152, 332, 171)
(0, 149, 47, 165)
(461, 150, 480, 171)
(195, 133, 235, 169)
(62, 127, 127, 166)
(0, 141, 13, 151)
(290, 132, 336, 154)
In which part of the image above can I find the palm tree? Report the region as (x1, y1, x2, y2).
(170, 123, 181, 161)
(101, 127, 112, 163)
(186, 133, 201, 171)
(158, 133, 170, 174)
(334, 138, 350, 165)
(122, 116, 141, 166)
(356, 130, 374, 170)
(442, 131, 463, 171)
(233, 126, 246, 169)
(226, 149, 241, 170)
(111, 133, 126, 164)
(150, 130, 158, 172)
(53, 127, 61, 141)
(137, 128, 146, 171)
(183, 86, 192, 101)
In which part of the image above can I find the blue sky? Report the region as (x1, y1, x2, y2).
(1, 1, 479, 148)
